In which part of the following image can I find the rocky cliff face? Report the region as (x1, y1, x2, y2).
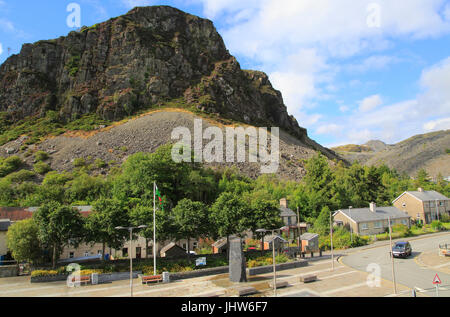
(0, 5, 308, 143)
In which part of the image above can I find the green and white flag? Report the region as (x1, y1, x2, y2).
(155, 184, 164, 211)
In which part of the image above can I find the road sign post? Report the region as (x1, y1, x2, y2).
(433, 274, 441, 297)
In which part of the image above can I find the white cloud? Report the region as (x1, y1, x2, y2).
(345, 55, 401, 73)
(194, 0, 450, 143)
(316, 124, 342, 135)
(121, 0, 153, 9)
(423, 118, 450, 131)
(418, 56, 450, 115)
(0, 43, 3, 55)
(319, 56, 450, 145)
(339, 105, 350, 113)
(359, 94, 383, 112)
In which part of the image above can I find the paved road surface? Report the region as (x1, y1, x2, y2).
(342, 232, 450, 297)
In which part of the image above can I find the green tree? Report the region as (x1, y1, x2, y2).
(6, 219, 42, 264)
(172, 199, 210, 259)
(313, 206, 331, 235)
(129, 204, 170, 259)
(33, 202, 85, 267)
(112, 145, 193, 207)
(210, 192, 252, 256)
(84, 198, 130, 261)
(244, 190, 283, 233)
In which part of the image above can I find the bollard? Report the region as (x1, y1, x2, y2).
(162, 272, 170, 283)
(91, 273, 99, 285)
(412, 289, 416, 297)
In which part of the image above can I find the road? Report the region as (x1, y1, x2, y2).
(0, 232, 448, 297)
(342, 232, 450, 297)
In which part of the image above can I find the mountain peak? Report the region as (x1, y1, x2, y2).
(0, 5, 341, 161)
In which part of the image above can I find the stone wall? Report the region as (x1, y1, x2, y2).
(0, 265, 18, 278)
(248, 260, 308, 276)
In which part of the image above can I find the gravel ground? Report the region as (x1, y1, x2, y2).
(1, 110, 327, 181)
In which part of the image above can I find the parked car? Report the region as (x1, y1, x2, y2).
(392, 242, 412, 258)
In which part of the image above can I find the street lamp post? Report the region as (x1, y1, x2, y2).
(256, 226, 288, 297)
(330, 211, 334, 271)
(349, 206, 353, 245)
(116, 225, 148, 297)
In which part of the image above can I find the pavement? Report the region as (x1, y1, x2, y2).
(0, 231, 447, 297)
(0, 258, 414, 297)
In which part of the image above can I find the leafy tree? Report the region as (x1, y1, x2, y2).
(172, 199, 210, 259)
(129, 204, 170, 259)
(415, 169, 430, 188)
(210, 192, 252, 256)
(313, 206, 331, 235)
(65, 173, 109, 204)
(84, 198, 130, 261)
(6, 219, 42, 264)
(112, 145, 193, 207)
(33, 202, 85, 267)
(244, 190, 283, 233)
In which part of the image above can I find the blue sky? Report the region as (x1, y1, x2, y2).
(1, 0, 450, 147)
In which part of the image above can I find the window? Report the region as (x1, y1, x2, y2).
(402, 203, 406, 208)
(122, 248, 128, 257)
(401, 219, 408, 226)
(97, 250, 102, 255)
(69, 252, 74, 259)
(84, 252, 89, 257)
(360, 223, 368, 231)
(193, 242, 198, 249)
(183, 243, 187, 250)
(374, 221, 383, 229)
(439, 202, 444, 206)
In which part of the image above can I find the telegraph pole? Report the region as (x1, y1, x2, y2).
(388, 217, 397, 294)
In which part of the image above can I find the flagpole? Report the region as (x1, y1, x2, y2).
(153, 182, 157, 276)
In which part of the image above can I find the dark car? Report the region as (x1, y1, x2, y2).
(392, 242, 412, 258)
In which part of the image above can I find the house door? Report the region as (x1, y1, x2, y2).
(136, 247, 142, 259)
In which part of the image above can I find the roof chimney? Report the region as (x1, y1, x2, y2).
(280, 198, 288, 208)
(369, 202, 377, 213)
(418, 188, 424, 192)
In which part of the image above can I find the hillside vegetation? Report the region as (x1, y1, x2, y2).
(332, 130, 450, 178)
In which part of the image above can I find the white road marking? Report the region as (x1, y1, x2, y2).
(434, 262, 450, 269)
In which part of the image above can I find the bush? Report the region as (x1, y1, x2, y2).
(440, 213, 450, 223)
(431, 221, 443, 231)
(34, 162, 52, 175)
(94, 159, 107, 169)
(0, 156, 24, 177)
(31, 270, 59, 277)
(5, 170, 36, 183)
(34, 151, 49, 162)
(73, 158, 86, 168)
(392, 224, 412, 237)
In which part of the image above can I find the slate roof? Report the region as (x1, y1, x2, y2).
(212, 238, 227, 248)
(279, 206, 296, 217)
(160, 242, 186, 254)
(335, 206, 410, 223)
(300, 233, 319, 241)
(400, 191, 449, 202)
(265, 235, 288, 243)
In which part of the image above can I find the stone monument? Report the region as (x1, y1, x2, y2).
(229, 237, 247, 283)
